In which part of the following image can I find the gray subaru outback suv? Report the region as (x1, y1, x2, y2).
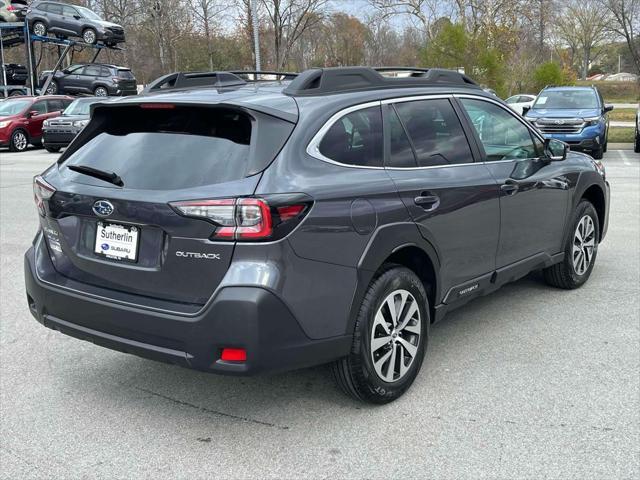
(25, 68, 610, 403)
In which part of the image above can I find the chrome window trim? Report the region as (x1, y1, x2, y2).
(305, 92, 547, 171)
(454, 93, 546, 144)
(306, 100, 385, 170)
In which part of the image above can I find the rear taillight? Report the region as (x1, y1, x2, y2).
(6, 5, 16, 11)
(112, 77, 120, 83)
(170, 196, 310, 241)
(33, 176, 56, 216)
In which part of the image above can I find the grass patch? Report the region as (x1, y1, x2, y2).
(608, 127, 635, 143)
(609, 109, 637, 121)
(576, 80, 639, 104)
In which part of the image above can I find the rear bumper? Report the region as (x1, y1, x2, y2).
(24, 240, 351, 375)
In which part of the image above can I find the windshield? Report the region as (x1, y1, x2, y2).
(63, 99, 103, 116)
(0, 99, 31, 116)
(532, 90, 599, 110)
(76, 6, 102, 20)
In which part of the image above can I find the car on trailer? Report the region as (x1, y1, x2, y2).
(0, 95, 72, 151)
(42, 96, 104, 152)
(25, 67, 610, 403)
(40, 63, 137, 97)
(26, 1, 125, 46)
(0, 0, 27, 22)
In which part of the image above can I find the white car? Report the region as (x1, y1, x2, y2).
(505, 94, 536, 115)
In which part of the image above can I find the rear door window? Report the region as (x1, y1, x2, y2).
(83, 65, 101, 77)
(318, 106, 383, 167)
(47, 2, 61, 14)
(61, 106, 293, 190)
(31, 101, 47, 114)
(393, 99, 473, 167)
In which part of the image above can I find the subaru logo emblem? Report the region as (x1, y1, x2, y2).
(93, 200, 114, 217)
(554, 119, 564, 125)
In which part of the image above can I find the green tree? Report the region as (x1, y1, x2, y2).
(532, 62, 574, 90)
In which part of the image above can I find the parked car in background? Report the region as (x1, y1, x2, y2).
(0, 95, 72, 151)
(0, 85, 28, 98)
(40, 63, 137, 96)
(27, 1, 125, 46)
(505, 94, 536, 115)
(42, 96, 104, 152)
(635, 106, 639, 153)
(524, 86, 612, 159)
(25, 67, 610, 404)
(0, 0, 27, 22)
(1, 63, 28, 86)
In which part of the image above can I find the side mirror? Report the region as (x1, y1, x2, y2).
(62, 69, 70, 74)
(544, 138, 569, 161)
(25, 110, 39, 118)
(604, 104, 614, 113)
(73, 14, 81, 19)
(521, 106, 530, 115)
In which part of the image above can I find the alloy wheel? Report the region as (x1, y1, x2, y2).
(12, 131, 27, 151)
(83, 29, 96, 44)
(370, 289, 421, 383)
(573, 215, 596, 275)
(94, 87, 108, 97)
(33, 22, 46, 36)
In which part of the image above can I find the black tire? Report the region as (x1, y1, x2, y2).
(603, 139, 607, 153)
(45, 80, 58, 95)
(32, 21, 47, 37)
(82, 28, 97, 44)
(8, 129, 29, 152)
(45, 146, 61, 153)
(543, 200, 599, 289)
(591, 145, 604, 160)
(94, 86, 109, 97)
(332, 265, 429, 404)
(8, 90, 24, 97)
(634, 119, 639, 153)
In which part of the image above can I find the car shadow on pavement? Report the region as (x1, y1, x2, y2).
(64, 271, 556, 424)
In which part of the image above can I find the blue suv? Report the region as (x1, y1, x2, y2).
(524, 86, 612, 159)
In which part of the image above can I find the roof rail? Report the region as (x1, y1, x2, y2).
(283, 67, 479, 97)
(229, 70, 298, 81)
(143, 71, 246, 94)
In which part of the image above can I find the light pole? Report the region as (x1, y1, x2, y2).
(250, 0, 261, 71)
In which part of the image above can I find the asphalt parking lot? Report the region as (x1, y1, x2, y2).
(1, 147, 639, 479)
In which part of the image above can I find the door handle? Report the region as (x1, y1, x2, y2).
(414, 194, 440, 211)
(500, 180, 519, 195)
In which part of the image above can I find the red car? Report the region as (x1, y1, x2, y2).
(0, 96, 73, 152)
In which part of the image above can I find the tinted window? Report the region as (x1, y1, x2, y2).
(318, 106, 383, 167)
(460, 98, 537, 161)
(505, 96, 519, 104)
(387, 106, 416, 168)
(394, 99, 473, 167)
(47, 99, 63, 112)
(83, 65, 101, 76)
(63, 107, 256, 190)
(31, 101, 47, 114)
(100, 66, 112, 77)
(117, 69, 135, 80)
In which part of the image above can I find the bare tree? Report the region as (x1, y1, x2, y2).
(191, 0, 229, 70)
(261, 0, 327, 69)
(557, 0, 612, 79)
(600, 0, 640, 73)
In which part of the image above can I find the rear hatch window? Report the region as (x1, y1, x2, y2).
(60, 104, 294, 190)
(117, 69, 135, 80)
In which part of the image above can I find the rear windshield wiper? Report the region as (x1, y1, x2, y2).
(67, 165, 124, 187)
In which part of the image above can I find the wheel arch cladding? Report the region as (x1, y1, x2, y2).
(354, 223, 441, 329)
(580, 184, 606, 241)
